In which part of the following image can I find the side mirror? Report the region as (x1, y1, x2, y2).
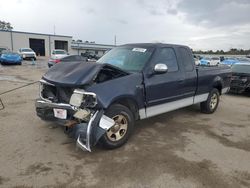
(154, 64, 168, 74)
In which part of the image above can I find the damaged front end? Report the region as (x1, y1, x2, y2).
(36, 81, 115, 152)
(68, 89, 115, 152)
(35, 61, 140, 152)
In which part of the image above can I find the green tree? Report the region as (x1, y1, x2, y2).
(0, 20, 13, 31)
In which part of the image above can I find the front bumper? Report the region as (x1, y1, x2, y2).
(0, 59, 21, 64)
(36, 99, 75, 121)
(35, 99, 114, 152)
(22, 54, 36, 59)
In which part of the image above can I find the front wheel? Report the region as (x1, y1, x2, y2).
(200, 88, 220, 114)
(99, 104, 134, 149)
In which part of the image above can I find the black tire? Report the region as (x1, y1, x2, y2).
(99, 104, 134, 149)
(200, 88, 220, 114)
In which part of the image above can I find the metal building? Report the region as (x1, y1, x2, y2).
(71, 41, 115, 57)
(0, 30, 72, 56)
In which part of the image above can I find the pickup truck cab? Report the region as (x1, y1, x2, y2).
(36, 43, 231, 152)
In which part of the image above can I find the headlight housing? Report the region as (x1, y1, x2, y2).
(70, 89, 97, 108)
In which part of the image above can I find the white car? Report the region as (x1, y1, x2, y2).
(51, 49, 68, 59)
(210, 57, 220, 65)
(18, 48, 36, 60)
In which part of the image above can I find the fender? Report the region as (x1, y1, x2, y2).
(86, 73, 145, 109)
(212, 76, 223, 93)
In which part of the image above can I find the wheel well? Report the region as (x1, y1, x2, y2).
(111, 98, 139, 120)
(213, 83, 222, 94)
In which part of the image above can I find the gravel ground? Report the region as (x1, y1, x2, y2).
(0, 59, 250, 188)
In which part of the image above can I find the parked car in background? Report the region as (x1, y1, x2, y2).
(0, 50, 22, 65)
(48, 55, 87, 68)
(18, 48, 36, 60)
(230, 63, 250, 94)
(199, 57, 220, 66)
(0, 47, 9, 55)
(193, 55, 201, 65)
(51, 49, 68, 59)
(81, 51, 98, 60)
(210, 57, 221, 65)
(237, 57, 250, 64)
(221, 58, 240, 66)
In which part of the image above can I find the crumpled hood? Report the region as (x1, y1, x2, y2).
(42, 61, 129, 87)
(43, 61, 104, 86)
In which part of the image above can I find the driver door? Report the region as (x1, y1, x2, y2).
(143, 47, 188, 117)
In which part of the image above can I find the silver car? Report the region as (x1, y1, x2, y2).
(18, 48, 36, 60)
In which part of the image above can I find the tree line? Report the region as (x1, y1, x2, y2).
(193, 48, 250, 55)
(0, 20, 13, 31)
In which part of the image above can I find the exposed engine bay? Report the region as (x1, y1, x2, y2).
(93, 65, 129, 84)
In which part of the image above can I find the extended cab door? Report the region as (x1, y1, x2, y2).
(177, 47, 197, 99)
(143, 47, 195, 118)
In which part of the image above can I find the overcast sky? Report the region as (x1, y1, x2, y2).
(0, 0, 250, 50)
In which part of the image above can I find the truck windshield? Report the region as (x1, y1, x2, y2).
(232, 64, 250, 74)
(97, 47, 153, 72)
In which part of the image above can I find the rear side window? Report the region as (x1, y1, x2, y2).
(153, 48, 178, 72)
(179, 47, 194, 71)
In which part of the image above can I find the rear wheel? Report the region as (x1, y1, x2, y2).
(200, 88, 220, 114)
(99, 104, 134, 149)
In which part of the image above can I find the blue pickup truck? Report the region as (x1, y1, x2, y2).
(36, 43, 231, 151)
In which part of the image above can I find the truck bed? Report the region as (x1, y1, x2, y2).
(196, 65, 232, 95)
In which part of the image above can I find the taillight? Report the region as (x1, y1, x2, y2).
(51, 59, 61, 63)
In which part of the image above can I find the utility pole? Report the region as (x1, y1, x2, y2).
(53, 25, 56, 35)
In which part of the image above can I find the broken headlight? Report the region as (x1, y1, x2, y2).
(70, 89, 97, 108)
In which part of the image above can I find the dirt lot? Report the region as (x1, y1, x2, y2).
(0, 58, 250, 188)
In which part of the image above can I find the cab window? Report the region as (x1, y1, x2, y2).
(152, 47, 178, 72)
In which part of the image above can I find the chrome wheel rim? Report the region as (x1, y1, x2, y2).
(210, 93, 218, 110)
(106, 114, 128, 142)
